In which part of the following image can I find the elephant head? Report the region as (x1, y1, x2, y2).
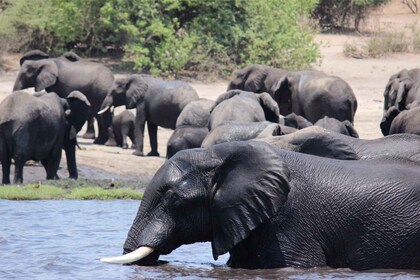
(383, 69, 415, 113)
(101, 141, 290, 265)
(13, 58, 58, 92)
(227, 64, 269, 92)
(314, 117, 359, 138)
(99, 75, 149, 113)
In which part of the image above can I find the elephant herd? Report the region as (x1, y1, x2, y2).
(1, 51, 419, 270)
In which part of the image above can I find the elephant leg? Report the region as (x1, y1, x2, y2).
(133, 107, 146, 156)
(42, 150, 62, 180)
(94, 111, 111, 145)
(128, 127, 136, 149)
(83, 112, 96, 140)
(64, 141, 78, 179)
(13, 158, 25, 185)
(120, 124, 130, 149)
(147, 123, 159, 157)
(105, 126, 118, 147)
(1, 156, 11, 184)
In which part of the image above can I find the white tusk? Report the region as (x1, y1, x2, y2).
(97, 106, 110, 115)
(100, 246, 154, 264)
(110, 105, 115, 113)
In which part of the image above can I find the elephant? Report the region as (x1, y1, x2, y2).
(270, 71, 358, 124)
(380, 105, 420, 136)
(106, 110, 136, 149)
(166, 99, 215, 159)
(101, 141, 420, 270)
(258, 126, 420, 163)
(280, 113, 313, 129)
(13, 50, 114, 144)
(227, 64, 288, 93)
(313, 116, 359, 137)
(201, 121, 282, 148)
(99, 75, 200, 157)
(0, 90, 90, 184)
(208, 90, 280, 131)
(383, 68, 420, 114)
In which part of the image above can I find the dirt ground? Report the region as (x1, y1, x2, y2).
(1, 0, 420, 188)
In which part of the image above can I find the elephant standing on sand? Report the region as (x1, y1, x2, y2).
(106, 110, 136, 149)
(166, 99, 214, 159)
(270, 71, 357, 124)
(99, 75, 199, 157)
(13, 50, 114, 144)
(101, 141, 420, 270)
(208, 90, 280, 131)
(0, 91, 90, 184)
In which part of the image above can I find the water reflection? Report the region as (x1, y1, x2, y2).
(0, 200, 418, 280)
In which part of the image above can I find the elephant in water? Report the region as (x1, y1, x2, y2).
(99, 75, 199, 157)
(0, 90, 90, 184)
(257, 126, 420, 163)
(13, 50, 114, 144)
(101, 141, 420, 270)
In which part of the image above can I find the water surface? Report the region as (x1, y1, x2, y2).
(0, 200, 418, 279)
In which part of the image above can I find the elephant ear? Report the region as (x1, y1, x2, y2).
(65, 91, 91, 133)
(258, 92, 280, 123)
(126, 76, 148, 109)
(213, 90, 245, 108)
(270, 76, 292, 115)
(342, 120, 359, 138)
(19, 49, 49, 66)
(61, 51, 81, 62)
(395, 80, 413, 111)
(209, 141, 290, 259)
(35, 61, 58, 92)
(244, 68, 268, 92)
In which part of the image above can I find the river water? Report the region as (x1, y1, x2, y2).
(0, 200, 419, 280)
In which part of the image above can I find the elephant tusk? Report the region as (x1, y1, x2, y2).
(100, 246, 154, 264)
(97, 106, 110, 115)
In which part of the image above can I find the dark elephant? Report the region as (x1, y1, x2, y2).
(106, 110, 136, 149)
(208, 90, 280, 131)
(166, 99, 214, 159)
(314, 116, 359, 137)
(101, 141, 420, 270)
(99, 75, 199, 157)
(270, 71, 357, 124)
(13, 50, 114, 144)
(227, 64, 288, 93)
(258, 126, 420, 163)
(383, 68, 420, 114)
(380, 105, 420, 136)
(0, 90, 90, 184)
(280, 113, 313, 129)
(201, 121, 282, 148)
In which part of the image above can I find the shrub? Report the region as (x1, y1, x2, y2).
(312, 0, 391, 31)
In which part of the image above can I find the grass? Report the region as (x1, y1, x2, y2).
(0, 183, 144, 200)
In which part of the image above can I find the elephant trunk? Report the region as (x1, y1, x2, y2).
(101, 246, 154, 264)
(98, 95, 114, 115)
(13, 77, 25, 91)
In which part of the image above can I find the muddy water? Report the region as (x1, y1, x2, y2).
(0, 200, 418, 280)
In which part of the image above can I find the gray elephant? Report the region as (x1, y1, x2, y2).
(106, 110, 136, 149)
(258, 126, 420, 163)
(101, 141, 420, 270)
(201, 121, 282, 148)
(314, 116, 359, 137)
(227, 64, 288, 93)
(380, 104, 420, 136)
(0, 90, 90, 184)
(383, 68, 420, 114)
(208, 90, 280, 131)
(166, 99, 215, 159)
(99, 75, 199, 156)
(13, 50, 114, 144)
(270, 71, 358, 124)
(280, 112, 313, 129)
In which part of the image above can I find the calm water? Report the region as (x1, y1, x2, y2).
(0, 200, 419, 280)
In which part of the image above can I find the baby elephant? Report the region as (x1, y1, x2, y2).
(106, 110, 136, 149)
(314, 116, 359, 138)
(0, 90, 90, 184)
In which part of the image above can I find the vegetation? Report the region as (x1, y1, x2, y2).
(0, 183, 144, 200)
(0, 0, 320, 77)
(312, 0, 391, 31)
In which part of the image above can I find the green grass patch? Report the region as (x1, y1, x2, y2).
(0, 184, 143, 200)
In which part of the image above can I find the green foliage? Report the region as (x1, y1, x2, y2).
(312, 0, 391, 31)
(0, 0, 320, 76)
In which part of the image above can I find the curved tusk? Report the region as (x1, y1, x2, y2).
(110, 105, 115, 114)
(97, 106, 110, 115)
(100, 246, 154, 264)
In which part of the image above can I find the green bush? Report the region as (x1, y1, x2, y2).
(312, 0, 390, 31)
(0, 0, 320, 76)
